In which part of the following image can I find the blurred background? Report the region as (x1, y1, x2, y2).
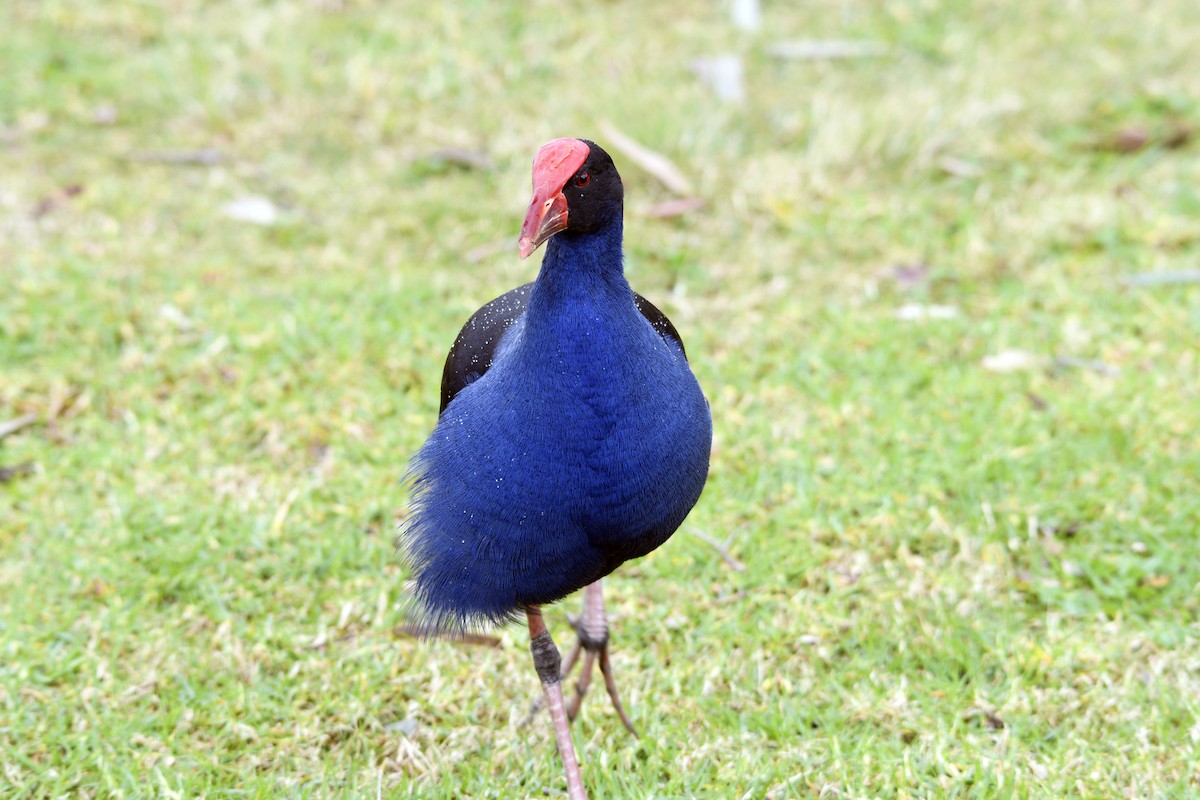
(2, 1, 1198, 797)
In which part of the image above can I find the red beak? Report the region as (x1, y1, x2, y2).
(518, 138, 590, 259)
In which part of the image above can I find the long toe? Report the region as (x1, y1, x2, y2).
(598, 643, 637, 737)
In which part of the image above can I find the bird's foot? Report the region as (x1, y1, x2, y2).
(519, 581, 638, 737)
(560, 582, 637, 737)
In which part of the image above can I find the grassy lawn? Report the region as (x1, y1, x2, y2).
(3, 1, 1199, 797)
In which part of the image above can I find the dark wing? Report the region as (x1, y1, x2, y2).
(632, 292, 686, 362)
(439, 282, 689, 415)
(439, 283, 533, 414)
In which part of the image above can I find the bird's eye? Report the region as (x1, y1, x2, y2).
(574, 172, 591, 188)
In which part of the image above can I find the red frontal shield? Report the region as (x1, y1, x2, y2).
(518, 138, 590, 259)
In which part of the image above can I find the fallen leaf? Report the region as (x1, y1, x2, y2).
(690, 55, 745, 103)
(223, 195, 279, 225)
(894, 303, 959, 321)
(1110, 126, 1150, 153)
(158, 304, 195, 331)
(981, 349, 1038, 372)
(1164, 125, 1193, 149)
(92, 104, 118, 125)
(385, 718, 419, 736)
(730, 0, 760, 31)
(886, 263, 930, 290)
(32, 184, 84, 218)
(1093, 123, 1193, 154)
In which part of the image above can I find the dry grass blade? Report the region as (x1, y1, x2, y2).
(0, 414, 38, 441)
(767, 40, 888, 60)
(691, 529, 746, 572)
(597, 121, 693, 197)
(1120, 269, 1200, 287)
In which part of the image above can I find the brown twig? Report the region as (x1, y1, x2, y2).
(390, 624, 501, 648)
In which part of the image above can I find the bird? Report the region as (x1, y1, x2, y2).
(401, 137, 712, 799)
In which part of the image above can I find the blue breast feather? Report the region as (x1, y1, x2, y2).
(401, 282, 712, 633)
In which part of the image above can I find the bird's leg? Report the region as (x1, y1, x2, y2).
(513, 638, 578, 734)
(526, 606, 588, 800)
(563, 581, 638, 736)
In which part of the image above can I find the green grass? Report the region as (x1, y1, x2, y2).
(3, 1, 1199, 797)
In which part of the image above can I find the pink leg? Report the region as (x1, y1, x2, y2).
(527, 607, 588, 800)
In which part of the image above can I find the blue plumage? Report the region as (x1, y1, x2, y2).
(401, 140, 711, 634)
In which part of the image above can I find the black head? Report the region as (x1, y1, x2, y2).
(560, 139, 623, 235)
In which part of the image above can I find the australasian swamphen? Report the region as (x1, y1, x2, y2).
(401, 138, 712, 799)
